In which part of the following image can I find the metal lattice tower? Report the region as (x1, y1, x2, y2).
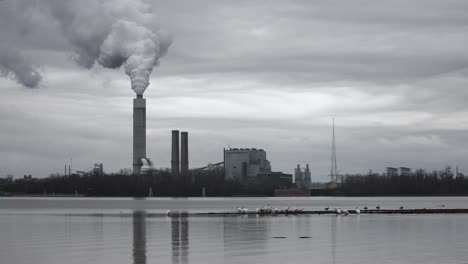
(330, 118, 338, 181)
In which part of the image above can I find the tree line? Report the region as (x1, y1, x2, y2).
(339, 166, 468, 196)
(0, 168, 291, 197)
(2, 166, 468, 196)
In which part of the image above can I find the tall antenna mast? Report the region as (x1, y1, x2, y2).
(330, 118, 338, 181)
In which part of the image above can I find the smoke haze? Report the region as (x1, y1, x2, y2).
(47, 0, 172, 95)
(0, 0, 171, 94)
(0, 48, 42, 88)
(2, 0, 468, 178)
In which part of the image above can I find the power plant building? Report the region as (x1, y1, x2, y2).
(400, 167, 411, 176)
(386, 167, 411, 176)
(224, 148, 271, 180)
(386, 167, 398, 177)
(294, 164, 311, 189)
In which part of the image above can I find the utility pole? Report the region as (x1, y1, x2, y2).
(330, 118, 338, 182)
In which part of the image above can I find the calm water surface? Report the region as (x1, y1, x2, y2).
(1, 197, 467, 264)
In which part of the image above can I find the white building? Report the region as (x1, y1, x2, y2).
(294, 164, 311, 189)
(224, 148, 271, 180)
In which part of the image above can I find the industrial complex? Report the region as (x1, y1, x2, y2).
(224, 148, 271, 180)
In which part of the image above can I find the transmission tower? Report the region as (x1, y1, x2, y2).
(330, 118, 338, 181)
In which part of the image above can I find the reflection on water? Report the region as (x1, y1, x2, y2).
(223, 215, 268, 258)
(133, 211, 146, 264)
(1, 208, 468, 264)
(171, 212, 189, 264)
(331, 216, 337, 264)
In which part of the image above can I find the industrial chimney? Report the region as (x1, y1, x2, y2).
(171, 130, 180, 176)
(133, 95, 146, 174)
(181, 131, 189, 174)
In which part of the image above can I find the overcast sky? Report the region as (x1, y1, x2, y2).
(1, 0, 468, 180)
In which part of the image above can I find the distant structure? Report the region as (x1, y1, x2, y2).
(171, 130, 189, 177)
(181, 132, 189, 175)
(400, 167, 411, 176)
(224, 148, 271, 180)
(140, 158, 154, 174)
(386, 167, 411, 176)
(133, 95, 147, 174)
(171, 130, 180, 177)
(386, 167, 398, 176)
(330, 118, 339, 181)
(77, 163, 104, 176)
(294, 164, 311, 189)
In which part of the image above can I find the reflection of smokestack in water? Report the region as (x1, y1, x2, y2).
(181, 132, 189, 175)
(171, 213, 180, 264)
(132, 211, 146, 264)
(171, 212, 189, 264)
(133, 95, 146, 174)
(171, 130, 180, 177)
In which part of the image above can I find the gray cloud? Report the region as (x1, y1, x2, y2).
(0, 48, 42, 88)
(1, 0, 468, 178)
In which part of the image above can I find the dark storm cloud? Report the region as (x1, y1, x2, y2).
(1, 0, 468, 178)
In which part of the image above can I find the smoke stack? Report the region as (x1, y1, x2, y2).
(181, 131, 189, 174)
(171, 130, 180, 176)
(133, 95, 146, 174)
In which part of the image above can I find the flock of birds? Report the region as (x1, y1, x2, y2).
(237, 205, 304, 215)
(165, 204, 446, 216)
(324, 205, 403, 215)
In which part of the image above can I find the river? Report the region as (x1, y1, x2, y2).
(1, 197, 467, 264)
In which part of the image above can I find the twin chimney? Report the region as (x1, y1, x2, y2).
(171, 130, 189, 177)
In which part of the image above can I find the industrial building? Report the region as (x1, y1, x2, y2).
(224, 148, 271, 180)
(386, 167, 398, 177)
(294, 164, 311, 189)
(386, 167, 411, 176)
(400, 167, 411, 176)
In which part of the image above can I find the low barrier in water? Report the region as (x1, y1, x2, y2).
(186, 208, 468, 216)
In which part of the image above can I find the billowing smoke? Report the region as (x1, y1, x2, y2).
(46, 0, 172, 95)
(0, 48, 42, 88)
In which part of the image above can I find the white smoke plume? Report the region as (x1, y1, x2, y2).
(46, 0, 172, 95)
(0, 48, 42, 88)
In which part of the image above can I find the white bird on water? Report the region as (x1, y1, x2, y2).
(166, 209, 172, 216)
(237, 206, 248, 214)
(342, 209, 349, 216)
(335, 208, 342, 214)
(355, 207, 361, 214)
